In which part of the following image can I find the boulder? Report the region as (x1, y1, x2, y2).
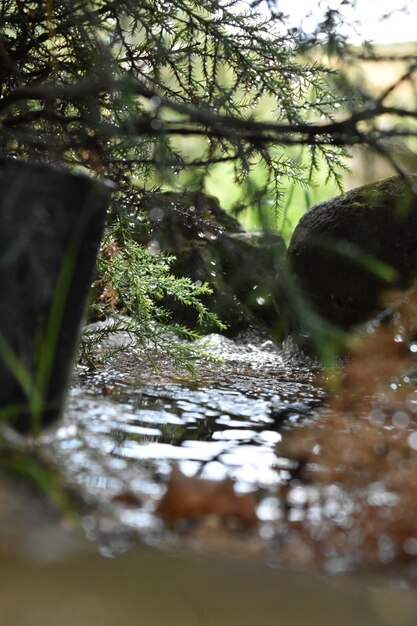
(134, 191, 286, 335)
(287, 176, 417, 328)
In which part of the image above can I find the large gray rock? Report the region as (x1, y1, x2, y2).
(288, 176, 417, 328)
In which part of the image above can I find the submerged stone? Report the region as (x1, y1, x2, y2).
(288, 176, 417, 329)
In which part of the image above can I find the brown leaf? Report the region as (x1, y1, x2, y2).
(111, 490, 142, 506)
(157, 466, 258, 528)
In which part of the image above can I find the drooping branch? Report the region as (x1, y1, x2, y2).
(2, 74, 416, 154)
(1, 0, 416, 202)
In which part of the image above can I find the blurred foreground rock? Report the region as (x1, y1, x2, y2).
(288, 176, 417, 329)
(0, 159, 111, 433)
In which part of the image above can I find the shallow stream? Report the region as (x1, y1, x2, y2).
(50, 333, 323, 557)
(39, 328, 415, 575)
(5, 331, 417, 625)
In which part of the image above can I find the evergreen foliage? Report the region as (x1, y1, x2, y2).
(0, 1, 351, 199)
(79, 220, 225, 369)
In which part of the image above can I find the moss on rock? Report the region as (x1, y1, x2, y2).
(288, 176, 417, 328)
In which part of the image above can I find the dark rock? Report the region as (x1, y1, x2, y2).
(135, 191, 286, 336)
(287, 176, 417, 328)
(0, 159, 111, 433)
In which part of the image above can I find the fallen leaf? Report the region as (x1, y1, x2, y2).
(111, 490, 142, 506)
(157, 466, 258, 528)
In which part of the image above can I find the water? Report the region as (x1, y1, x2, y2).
(48, 332, 324, 556)
(5, 330, 417, 626)
(42, 329, 417, 578)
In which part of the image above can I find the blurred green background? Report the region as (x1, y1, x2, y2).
(160, 42, 417, 243)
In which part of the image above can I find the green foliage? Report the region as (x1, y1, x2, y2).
(0, 1, 359, 364)
(3, 1, 413, 365)
(0, 444, 77, 517)
(0, 223, 88, 435)
(80, 219, 225, 370)
(1, 0, 416, 527)
(0, 0, 350, 202)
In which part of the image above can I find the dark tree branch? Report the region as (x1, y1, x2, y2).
(2, 73, 417, 157)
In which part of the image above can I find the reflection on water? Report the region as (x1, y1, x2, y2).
(43, 328, 417, 578)
(49, 332, 324, 558)
(4, 328, 417, 626)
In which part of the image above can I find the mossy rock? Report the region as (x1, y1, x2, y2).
(288, 176, 417, 328)
(135, 191, 286, 336)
